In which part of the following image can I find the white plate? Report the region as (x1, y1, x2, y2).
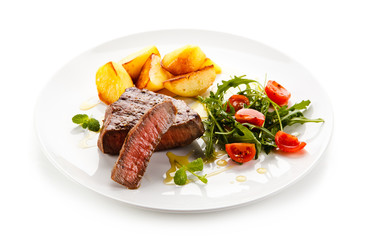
(35, 29, 333, 213)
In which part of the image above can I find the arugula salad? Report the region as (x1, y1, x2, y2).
(174, 75, 324, 185)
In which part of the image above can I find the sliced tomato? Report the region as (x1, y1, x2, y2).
(225, 94, 250, 112)
(225, 143, 256, 163)
(265, 80, 291, 106)
(275, 131, 306, 153)
(235, 108, 265, 126)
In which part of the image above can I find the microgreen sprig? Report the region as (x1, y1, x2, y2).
(173, 158, 208, 185)
(72, 114, 100, 132)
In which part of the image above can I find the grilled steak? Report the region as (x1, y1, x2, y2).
(111, 100, 177, 189)
(98, 87, 204, 154)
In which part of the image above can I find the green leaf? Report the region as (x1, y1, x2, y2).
(287, 117, 324, 126)
(234, 123, 261, 144)
(186, 158, 204, 172)
(215, 75, 259, 97)
(288, 100, 311, 111)
(173, 158, 208, 186)
(81, 121, 89, 129)
(72, 114, 89, 124)
(231, 123, 262, 159)
(72, 114, 101, 132)
(174, 167, 187, 185)
(87, 118, 100, 132)
(202, 120, 215, 159)
(241, 123, 275, 138)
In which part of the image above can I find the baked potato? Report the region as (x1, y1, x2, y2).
(96, 61, 133, 105)
(163, 65, 216, 97)
(136, 53, 173, 92)
(161, 45, 206, 75)
(119, 46, 160, 81)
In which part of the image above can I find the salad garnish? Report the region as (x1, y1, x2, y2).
(72, 114, 100, 132)
(198, 75, 324, 160)
(173, 157, 208, 185)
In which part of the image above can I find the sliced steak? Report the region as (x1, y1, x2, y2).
(98, 87, 204, 155)
(111, 100, 177, 189)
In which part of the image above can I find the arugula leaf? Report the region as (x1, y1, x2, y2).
(288, 100, 311, 111)
(201, 120, 216, 159)
(215, 75, 259, 97)
(287, 117, 325, 126)
(233, 122, 261, 159)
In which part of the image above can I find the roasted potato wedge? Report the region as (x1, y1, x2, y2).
(200, 58, 222, 74)
(136, 53, 173, 92)
(119, 46, 160, 81)
(156, 88, 178, 98)
(163, 65, 216, 97)
(161, 45, 206, 75)
(96, 61, 133, 105)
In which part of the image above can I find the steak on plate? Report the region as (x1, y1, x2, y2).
(97, 87, 204, 154)
(111, 100, 177, 189)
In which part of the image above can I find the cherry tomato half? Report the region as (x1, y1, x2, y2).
(235, 108, 265, 126)
(265, 80, 291, 106)
(275, 131, 306, 153)
(225, 143, 256, 163)
(225, 95, 250, 112)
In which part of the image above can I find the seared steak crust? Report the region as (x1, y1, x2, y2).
(111, 100, 177, 189)
(98, 87, 204, 154)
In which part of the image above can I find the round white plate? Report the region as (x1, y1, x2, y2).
(35, 29, 333, 213)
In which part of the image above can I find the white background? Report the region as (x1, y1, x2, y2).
(1, 0, 365, 239)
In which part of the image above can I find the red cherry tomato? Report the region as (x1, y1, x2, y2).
(235, 108, 265, 126)
(275, 131, 306, 153)
(225, 143, 256, 163)
(225, 95, 250, 112)
(265, 80, 291, 106)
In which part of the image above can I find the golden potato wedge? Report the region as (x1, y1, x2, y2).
(119, 46, 160, 81)
(135, 54, 153, 89)
(163, 65, 216, 97)
(96, 61, 133, 105)
(200, 58, 222, 74)
(156, 88, 178, 98)
(136, 53, 174, 91)
(161, 45, 206, 75)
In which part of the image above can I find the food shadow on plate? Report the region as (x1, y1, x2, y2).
(95, 150, 118, 179)
(70, 126, 85, 135)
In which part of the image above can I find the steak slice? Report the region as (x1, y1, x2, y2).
(98, 87, 204, 155)
(111, 100, 177, 189)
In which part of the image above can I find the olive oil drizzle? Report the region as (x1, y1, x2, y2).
(78, 131, 97, 148)
(235, 175, 247, 182)
(205, 166, 234, 178)
(256, 167, 267, 174)
(79, 96, 100, 110)
(164, 151, 235, 185)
